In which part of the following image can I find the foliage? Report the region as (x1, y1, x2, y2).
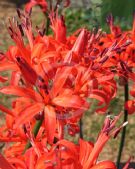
(101, 0, 135, 30)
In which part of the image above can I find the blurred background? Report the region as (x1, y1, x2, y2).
(0, 0, 135, 166)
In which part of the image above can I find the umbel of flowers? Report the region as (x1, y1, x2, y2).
(0, 0, 134, 168)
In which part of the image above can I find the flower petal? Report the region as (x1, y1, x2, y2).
(0, 104, 15, 116)
(53, 94, 88, 109)
(0, 86, 43, 102)
(51, 67, 71, 98)
(14, 103, 44, 128)
(44, 105, 56, 144)
(79, 139, 94, 166)
(0, 62, 17, 71)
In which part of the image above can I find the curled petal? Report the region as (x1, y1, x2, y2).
(25, 1, 37, 13)
(14, 103, 44, 128)
(89, 90, 108, 104)
(25, 0, 47, 13)
(0, 86, 43, 102)
(53, 94, 88, 109)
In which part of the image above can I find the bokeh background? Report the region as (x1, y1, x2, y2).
(0, 0, 135, 165)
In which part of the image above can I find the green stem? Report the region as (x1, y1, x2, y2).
(33, 119, 43, 137)
(23, 119, 43, 154)
(45, 13, 50, 35)
(116, 83, 129, 168)
(79, 119, 83, 139)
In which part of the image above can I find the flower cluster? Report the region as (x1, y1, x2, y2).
(0, 1, 134, 169)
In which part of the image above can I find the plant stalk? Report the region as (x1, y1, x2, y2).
(116, 82, 129, 168)
(79, 119, 83, 139)
(45, 13, 50, 35)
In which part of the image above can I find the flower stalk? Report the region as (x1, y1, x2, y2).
(79, 119, 83, 139)
(117, 82, 129, 168)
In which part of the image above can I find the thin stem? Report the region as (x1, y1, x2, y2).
(117, 82, 129, 168)
(33, 119, 43, 137)
(45, 13, 50, 35)
(79, 119, 83, 139)
(23, 119, 43, 153)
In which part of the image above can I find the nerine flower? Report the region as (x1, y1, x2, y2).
(0, 114, 129, 169)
